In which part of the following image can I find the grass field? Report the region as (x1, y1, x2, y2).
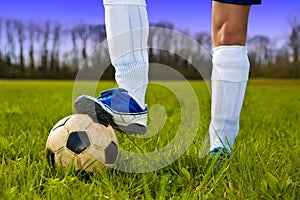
(0, 79, 299, 199)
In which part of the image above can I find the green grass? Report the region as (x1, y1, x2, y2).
(0, 79, 299, 199)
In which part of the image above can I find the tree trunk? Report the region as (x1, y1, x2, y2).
(29, 45, 34, 70)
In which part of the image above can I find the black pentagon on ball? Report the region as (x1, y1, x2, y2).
(67, 131, 91, 154)
(105, 141, 119, 164)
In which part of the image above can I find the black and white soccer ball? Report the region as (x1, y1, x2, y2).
(46, 114, 119, 172)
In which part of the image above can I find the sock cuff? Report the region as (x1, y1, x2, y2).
(103, 0, 146, 6)
(212, 46, 250, 82)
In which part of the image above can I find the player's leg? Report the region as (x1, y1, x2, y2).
(212, 2, 250, 46)
(209, 0, 261, 154)
(104, 0, 149, 108)
(74, 0, 149, 134)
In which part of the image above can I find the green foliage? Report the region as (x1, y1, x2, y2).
(0, 80, 299, 199)
(250, 63, 300, 79)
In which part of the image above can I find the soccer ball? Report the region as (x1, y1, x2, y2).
(46, 114, 119, 172)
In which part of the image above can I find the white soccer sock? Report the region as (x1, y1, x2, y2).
(104, 0, 149, 108)
(209, 46, 250, 151)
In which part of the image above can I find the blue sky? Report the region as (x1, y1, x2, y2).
(0, 0, 299, 40)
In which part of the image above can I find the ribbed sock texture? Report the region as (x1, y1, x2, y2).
(210, 46, 250, 151)
(104, 1, 149, 108)
(104, 0, 146, 6)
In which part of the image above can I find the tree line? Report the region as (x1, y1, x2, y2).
(0, 15, 299, 79)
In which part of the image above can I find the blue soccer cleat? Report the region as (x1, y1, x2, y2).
(74, 88, 148, 135)
(210, 147, 231, 169)
(210, 147, 231, 158)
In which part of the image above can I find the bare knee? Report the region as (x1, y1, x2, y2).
(215, 22, 246, 46)
(212, 1, 250, 47)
